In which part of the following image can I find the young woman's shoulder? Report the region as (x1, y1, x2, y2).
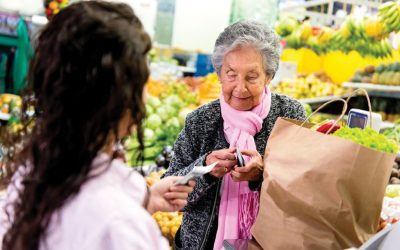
(43, 158, 169, 249)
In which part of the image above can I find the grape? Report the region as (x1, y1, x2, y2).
(155, 155, 166, 167)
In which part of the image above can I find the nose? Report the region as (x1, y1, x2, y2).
(236, 77, 248, 94)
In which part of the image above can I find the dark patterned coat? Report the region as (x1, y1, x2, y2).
(163, 93, 307, 250)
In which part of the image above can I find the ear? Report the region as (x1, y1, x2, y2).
(264, 75, 273, 86)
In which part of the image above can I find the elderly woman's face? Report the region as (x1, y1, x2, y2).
(220, 46, 271, 111)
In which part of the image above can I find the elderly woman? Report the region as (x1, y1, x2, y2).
(164, 20, 306, 249)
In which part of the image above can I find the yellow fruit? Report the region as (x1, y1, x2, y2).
(340, 20, 351, 39)
(299, 21, 312, 41)
(153, 213, 163, 221)
(49, 1, 59, 10)
(161, 226, 170, 235)
(317, 27, 334, 44)
(1, 105, 9, 113)
(167, 213, 176, 220)
(365, 16, 386, 39)
(171, 226, 179, 237)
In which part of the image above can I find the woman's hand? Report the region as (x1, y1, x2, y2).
(147, 176, 195, 214)
(231, 149, 264, 182)
(206, 148, 237, 178)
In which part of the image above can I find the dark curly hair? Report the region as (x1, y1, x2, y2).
(2, 1, 151, 249)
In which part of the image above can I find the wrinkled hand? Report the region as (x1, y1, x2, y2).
(147, 176, 195, 214)
(206, 148, 237, 178)
(231, 149, 264, 182)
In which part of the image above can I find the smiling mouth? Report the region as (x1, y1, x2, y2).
(233, 96, 250, 100)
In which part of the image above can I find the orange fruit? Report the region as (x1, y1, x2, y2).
(49, 1, 59, 10)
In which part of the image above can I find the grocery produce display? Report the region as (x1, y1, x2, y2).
(125, 79, 198, 165)
(44, 0, 69, 20)
(0, 94, 21, 117)
(350, 63, 400, 85)
(195, 73, 221, 104)
(389, 160, 400, 184)
(378, 1, 400, 33)
(144, 169, 183, 243)
(383, 120, 400, 146)
(276, 13, 393, 58)
(0, 94, 23, 133)
(152, 211, 183, 243)
(381, 156, 400, 229)
(273, 73, 345, 99)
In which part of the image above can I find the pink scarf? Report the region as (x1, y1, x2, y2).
(213, 87, 271, 250)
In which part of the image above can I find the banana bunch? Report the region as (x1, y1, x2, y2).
(339, 20, 351, 39)
(378, 1, 400, 33)
(364, 16, 387, 40)
(353, 38, 392, 58)
(275, 17, 298, 38)
(346, 18, 367, 39)
(299, 21, 313, 41)
(286, 32, 304, 49)
(317, 27, 334, 44)
(371, 38, 393, 58)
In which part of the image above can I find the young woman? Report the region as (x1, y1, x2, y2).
(0, 2, 194, 249)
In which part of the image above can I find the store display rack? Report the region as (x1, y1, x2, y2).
(343, 82, 400, 99)
(299, 94, 352, 104)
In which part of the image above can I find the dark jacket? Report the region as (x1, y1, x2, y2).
(163, 93, 307, 250)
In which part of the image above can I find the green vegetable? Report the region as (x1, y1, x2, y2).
(333, 126, 399, 153)
(302, 103, 312, 117)
(383, 120, 400, 146)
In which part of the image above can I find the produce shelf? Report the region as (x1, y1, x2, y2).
(343, 82, 400, 99)
(343, 82, 400, 93)
(299, 94, 351, 104)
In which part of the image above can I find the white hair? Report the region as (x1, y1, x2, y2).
(212, 20, 281, 78)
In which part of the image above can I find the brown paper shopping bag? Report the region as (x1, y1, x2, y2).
(251, 96, 396, 250)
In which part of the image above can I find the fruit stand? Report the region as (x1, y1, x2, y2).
(0, 0, 400, 248)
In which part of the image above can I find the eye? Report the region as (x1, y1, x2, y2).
(246, 75, 258, 82)
(226, 71, 237, 79)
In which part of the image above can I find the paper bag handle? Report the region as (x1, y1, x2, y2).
(344, 88, 373, 128)
(301, 98, 348, 134)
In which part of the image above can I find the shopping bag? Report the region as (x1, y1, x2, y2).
(251, 96, 396, 250)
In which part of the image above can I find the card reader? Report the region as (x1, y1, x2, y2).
(347, 108, 382, 132)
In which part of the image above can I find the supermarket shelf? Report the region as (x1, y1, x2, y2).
(343, 82, 400, 92)
(299, 94, 351, 104)
(343, 82, 400, 99)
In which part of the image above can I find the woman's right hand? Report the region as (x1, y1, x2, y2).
(206, 148, 237, 178)
(147, 176, 196, 214)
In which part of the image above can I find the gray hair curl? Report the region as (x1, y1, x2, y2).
(212, 20, 281, 78)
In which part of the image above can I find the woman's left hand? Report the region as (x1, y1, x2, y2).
(231, 149, 264, 182)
